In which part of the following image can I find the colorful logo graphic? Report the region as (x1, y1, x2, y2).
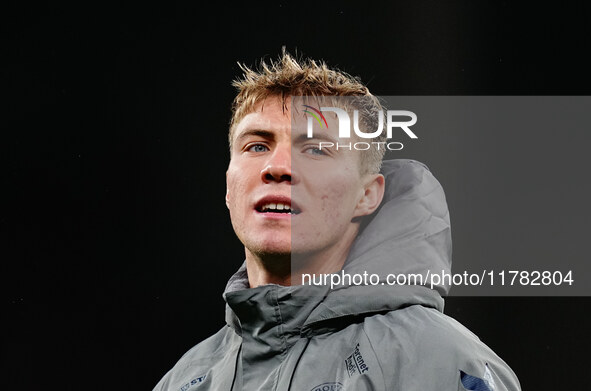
(303, 105, 328, 129)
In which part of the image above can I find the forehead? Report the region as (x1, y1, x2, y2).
(234, 96, 367, 145)
(230, 96, 369, 173)
(241, 96, 290, 124)
(231, 96, 292, 141)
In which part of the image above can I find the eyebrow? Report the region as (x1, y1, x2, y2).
(235, 129, 275, 144)
(235, 128, 338, 146)
(292, 132, 338, 145)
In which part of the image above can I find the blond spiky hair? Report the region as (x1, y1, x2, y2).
(228, 48, 386, 174)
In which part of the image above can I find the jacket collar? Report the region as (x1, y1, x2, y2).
(223, 262, 329, 340)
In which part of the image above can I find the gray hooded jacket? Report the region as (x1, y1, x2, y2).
(153, 159, 521, 391)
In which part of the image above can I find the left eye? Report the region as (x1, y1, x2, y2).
(248, 144, 269, 153)
(304, 145, 326, 155)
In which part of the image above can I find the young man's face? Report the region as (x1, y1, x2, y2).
(226, 96, 383, 262)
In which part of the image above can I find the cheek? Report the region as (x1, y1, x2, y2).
(226, 158, 259, 199)
(317, 176, 360, 221)
(226, 174, 249, 235)
(226, 172, 247, 211)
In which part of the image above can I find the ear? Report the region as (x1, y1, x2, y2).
(353, 173, 385, 218)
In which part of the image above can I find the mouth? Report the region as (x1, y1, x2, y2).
(255, 197, 301, 215)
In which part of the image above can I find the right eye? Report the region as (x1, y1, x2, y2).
(247, 144, 269, 153)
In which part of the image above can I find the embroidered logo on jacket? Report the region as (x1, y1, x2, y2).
(179, 374, 206, 391)
(459, 364, 496, 391)
(344, 343, 369, 377)
(309, 382, 344, 391)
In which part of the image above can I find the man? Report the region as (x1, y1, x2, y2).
(154, 51, 521, 390)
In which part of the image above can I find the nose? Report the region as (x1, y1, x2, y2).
(261, 146, 292, 184)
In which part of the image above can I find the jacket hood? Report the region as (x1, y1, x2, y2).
(224, 159, 452, 335)
(344, 159, 452, 294)
(301, 159, 452, 332)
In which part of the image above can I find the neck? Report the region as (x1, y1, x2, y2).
(245, 226, 358, 288)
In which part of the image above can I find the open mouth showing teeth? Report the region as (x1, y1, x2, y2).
(257, 203, 300, 215)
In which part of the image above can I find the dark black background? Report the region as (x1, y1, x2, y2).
(3, 2, 590, 390)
